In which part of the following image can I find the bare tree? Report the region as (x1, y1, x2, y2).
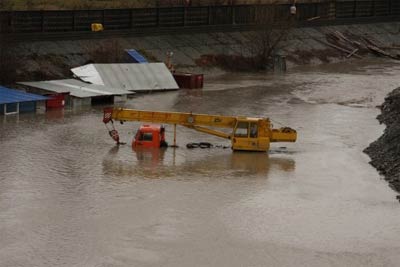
(198, 3, 294, 71)
(239, 3, 295, 70)
(244, 22, 292, 70)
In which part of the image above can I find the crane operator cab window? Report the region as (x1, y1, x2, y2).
(234, 121, 258, 138)
(234, 121, 249, 137)
(250, 123, 258, 138)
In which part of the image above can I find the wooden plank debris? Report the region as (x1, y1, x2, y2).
(346, 48, 359, 58)
(379, 46, 400, 50)
(314, 37, 362, 59)
(322, 30, 400, 61)
(366, 44, 400, 60)
(307, 16, 321, 21)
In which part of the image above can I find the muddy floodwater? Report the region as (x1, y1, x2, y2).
(1, 59, 400, 266)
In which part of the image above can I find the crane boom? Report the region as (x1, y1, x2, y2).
(104, 108, 237, 128)
(103, 108, 297, 152)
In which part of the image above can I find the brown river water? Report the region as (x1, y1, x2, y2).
(1, 59, 400, 266)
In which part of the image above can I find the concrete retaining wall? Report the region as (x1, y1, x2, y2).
(11, 21, 400, 80)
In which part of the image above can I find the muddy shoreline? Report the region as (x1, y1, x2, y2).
(365, 87, 400, 194)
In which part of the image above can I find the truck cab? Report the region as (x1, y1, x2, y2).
(133, 124, 168, 149)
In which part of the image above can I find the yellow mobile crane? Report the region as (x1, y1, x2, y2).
(103, 108, 297, 152)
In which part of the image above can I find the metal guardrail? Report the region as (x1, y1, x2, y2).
(0, 1, 399, 34)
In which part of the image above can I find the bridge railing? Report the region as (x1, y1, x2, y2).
(0, 1, 399, 33)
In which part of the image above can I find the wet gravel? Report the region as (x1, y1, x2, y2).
(365, 87, 400, 194)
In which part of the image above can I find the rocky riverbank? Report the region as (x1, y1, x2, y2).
(365, 87, 400, 194)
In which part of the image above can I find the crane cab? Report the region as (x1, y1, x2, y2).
(133, 125, 168, 149)
(232, 119, 270, 152)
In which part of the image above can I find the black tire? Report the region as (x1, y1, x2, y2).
(186, 143, 200, 149)
(199, 142, 212, 148)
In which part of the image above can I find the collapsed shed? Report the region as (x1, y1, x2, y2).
(71, 63, 179, 92)
(19, 79, 133, 107)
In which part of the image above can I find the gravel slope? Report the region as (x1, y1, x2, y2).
(365, 87, 400, 194)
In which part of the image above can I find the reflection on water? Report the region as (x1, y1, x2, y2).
(134, 147, 167, 166)
(229, 151, 295, 173)
(102, 146, 295, 179)
(45, 108, 65, 121)
(1, 113, 19, 124)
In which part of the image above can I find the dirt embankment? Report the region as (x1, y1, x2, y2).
(365, 88, 400, 194)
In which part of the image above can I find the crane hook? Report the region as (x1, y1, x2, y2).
(109, 129, 120, 144)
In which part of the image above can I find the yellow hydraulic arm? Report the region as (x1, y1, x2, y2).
(103, 108, 297, 152)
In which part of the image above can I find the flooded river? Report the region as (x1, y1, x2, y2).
(1, 59, 400, 266)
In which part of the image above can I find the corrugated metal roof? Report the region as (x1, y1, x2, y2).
(71, 63, 179, 92)
(125, 49, 148, 63)
(19, 79, 133, 98)
(0, 85, 49, 105)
